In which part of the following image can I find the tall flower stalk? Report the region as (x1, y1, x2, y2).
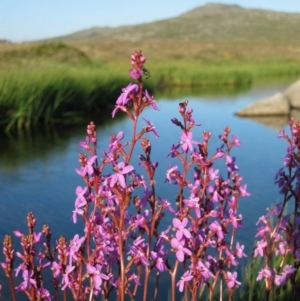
(253, 119, 300, 301)
(1, 50, 253, 301)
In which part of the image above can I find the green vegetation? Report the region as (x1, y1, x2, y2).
(1, 40, 300, 133)
(238, 253, 300, 301)
(0, 42, 90, 65)
(0, 63, 131, 132)
(1, 3, 300, 132)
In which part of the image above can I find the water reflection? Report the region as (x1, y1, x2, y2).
(0, 127, 74, 169)
(0, 114, 128, 169)
(291, 109, 300, 123)
(236, 109, 300, 130)
(155, 84, 251, 99)
(237, 115, 289, 130)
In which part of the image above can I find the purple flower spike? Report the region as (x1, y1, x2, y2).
(275, 274, 286, 286)
(166, 165, 178, 183)
(144, 90, 159, 110)
(116, 83, 139, 106)
(108, 131, 124, 151)
(166, 143, 181, 158)
(129, 68, 142, 80)
(235, 242, 247, 258)
(184, 197, 201, 218)
(177, 271, 193, 292)
(69, 234, 85, 264)
(79, 136, 90, 149)
(209, 221, 224, 241)
(171, 232, 192, 262)
(256, 267, 272, 281)
(225, 155, 238, 173)
(197, 260, 215, 280)
(276, 265, 297, 285)
(231, 135, 241, 147)
(72, 207, 84, 223)
(171, 118, 182, 127)
(226, 271, 241, 289)
(180, 131, 197, 152)
(112, 104, 126, 118)
(254, 240, 267, 257)
(18, 270, 37, 291)
(239, 184, 250, 197)
(208, 168, 219, 181)
(36, 288, 51, 301)
(173, 218, 191, 240)
(110, 161, 134, 188)
(158, 197, 176, 213)
(277, 129, 286, 138)
(83, 155, 97, 175)
(154, 256, 167, 272)
(284, 264, 297, 274)
(62, 265, 75, 290)
(143, 117, 159, 138)
(87, 264, 109, 290)
(75, 186, 88, 208)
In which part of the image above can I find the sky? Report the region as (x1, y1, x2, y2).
(1, 0, 300, 42)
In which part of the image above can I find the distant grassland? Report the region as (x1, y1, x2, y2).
(0, 41, 300, 132)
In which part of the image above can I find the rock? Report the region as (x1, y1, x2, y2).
(284, 79, 300, 109)
(235, 78, 300, 120)
(235, 92, 290, 116)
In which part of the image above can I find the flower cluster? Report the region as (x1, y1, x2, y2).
(253, 119, 300, 293)
(1, 49, 298, 301)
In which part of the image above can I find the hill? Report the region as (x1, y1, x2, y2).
(48, 3, 300, 44)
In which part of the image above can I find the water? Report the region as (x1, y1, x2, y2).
(0, 83, 292, 299)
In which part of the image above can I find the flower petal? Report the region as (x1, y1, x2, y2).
(176, 250, 184, 262)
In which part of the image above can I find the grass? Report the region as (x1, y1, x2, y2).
(238, 251, 300, 301)
(0, 41, 300, 133)
(0, 64, 135, 132)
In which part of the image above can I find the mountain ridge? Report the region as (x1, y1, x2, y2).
(46, 3, 300, 44)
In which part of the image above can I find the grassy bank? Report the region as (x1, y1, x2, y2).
(0, 65, 129, 132)
(1, 41, 300, 132)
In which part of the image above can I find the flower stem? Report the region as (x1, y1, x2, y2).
(118, 208, 125, 301)
(142, 268, 150, 301)
(171, 260, 179, 301)
(8, 273, 16, 301)
(154, 271, 160, 301)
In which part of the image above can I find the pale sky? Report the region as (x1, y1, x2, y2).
(1, 1, 300, 42)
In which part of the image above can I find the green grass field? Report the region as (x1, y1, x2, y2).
(0, 41, 300, 132)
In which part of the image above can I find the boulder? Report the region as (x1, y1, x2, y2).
(235, 92, 290, 116)
(235, 78, 300, 116)
(285, 79, 300, 109)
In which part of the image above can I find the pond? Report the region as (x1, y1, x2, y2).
(0, 82, 293, 299)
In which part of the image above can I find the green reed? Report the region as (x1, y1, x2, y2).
(238, 253, 300, 301)
(151, 60, 300, 88)
(1, 42, 300, 132)
(0, 64, 133, 132)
